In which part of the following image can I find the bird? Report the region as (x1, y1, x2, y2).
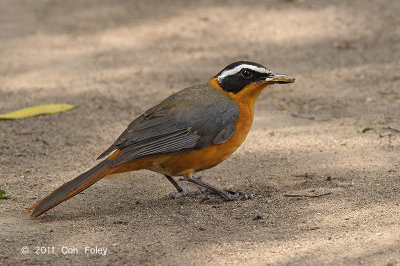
(25, 61, 295, 218)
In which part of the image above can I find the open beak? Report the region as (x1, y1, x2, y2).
(265, 73, 295, 84)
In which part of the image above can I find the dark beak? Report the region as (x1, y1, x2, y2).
(265, 73, 295, 84)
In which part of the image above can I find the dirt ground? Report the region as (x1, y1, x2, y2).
(1, 0, 400, 265)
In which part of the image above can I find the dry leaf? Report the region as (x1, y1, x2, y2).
(0, 189, 9, 199)
(360, 127, 373, 133)
(0, 104, 74, 120)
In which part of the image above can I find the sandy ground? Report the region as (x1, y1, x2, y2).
(1, 0, 400, 265)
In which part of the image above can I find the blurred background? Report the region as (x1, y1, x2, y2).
(1, 0, 398, 115)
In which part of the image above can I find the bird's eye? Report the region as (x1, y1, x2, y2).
(241, 69, 252, 79)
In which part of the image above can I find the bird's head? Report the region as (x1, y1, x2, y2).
(209, 61, 295, 106)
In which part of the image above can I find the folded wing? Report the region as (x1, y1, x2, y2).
(98, 84, 240, 166)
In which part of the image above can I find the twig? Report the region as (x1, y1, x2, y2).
(379, 132, 392, 137)
(290, 113, 315, 120)
(284, 192, 332, 198)
(20, 165, 45, 174)
(15, 131, 34, 135)
(383, 126, 400, 132)
(294, 172, 312, 178)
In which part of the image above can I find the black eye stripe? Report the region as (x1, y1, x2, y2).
(215, 62, 270, 94)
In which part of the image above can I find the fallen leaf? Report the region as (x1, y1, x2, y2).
(0, 189, 9, 199)
(0, 104, 74, 120)
(360, 127, 373, 133)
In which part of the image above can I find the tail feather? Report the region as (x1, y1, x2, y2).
(26, 160, 113, 218)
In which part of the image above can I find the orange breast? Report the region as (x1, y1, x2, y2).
(145, 101, 254, 176)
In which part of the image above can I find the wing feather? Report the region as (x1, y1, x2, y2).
(98, 84, 239, 166)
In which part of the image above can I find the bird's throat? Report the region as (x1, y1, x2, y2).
(208, 78, 268, 108)
(234, 82, 268, 108)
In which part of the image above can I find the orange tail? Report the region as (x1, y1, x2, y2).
(26, 160, 113, 218)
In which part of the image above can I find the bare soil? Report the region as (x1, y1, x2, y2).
(1, 0, 400, 265)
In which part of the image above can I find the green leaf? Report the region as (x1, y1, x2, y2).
(0, 104, 74, 120)
(360, 127, 373, 133)
(397, 99, 400, 104)
(0, 189, 9, 199)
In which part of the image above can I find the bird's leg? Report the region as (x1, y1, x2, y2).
(164, 175, 186, 192)
(181, 176, 236, 200)
(181, 176, 255, 202)
(164, 175, 206, 198)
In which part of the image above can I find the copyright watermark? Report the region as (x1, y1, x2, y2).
(21, 246, 29, 254)
(20, 246, 108, 256)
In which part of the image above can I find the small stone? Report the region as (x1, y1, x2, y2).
(253, 215, 263, 220)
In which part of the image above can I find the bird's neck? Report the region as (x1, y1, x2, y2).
(208, 78, 269, 109)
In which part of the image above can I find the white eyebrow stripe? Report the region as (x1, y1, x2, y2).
(217, 64, 271, 81)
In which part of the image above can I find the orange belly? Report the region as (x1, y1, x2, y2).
(149, 103, 253, 176)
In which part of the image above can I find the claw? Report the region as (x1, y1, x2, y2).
(169, 188, 206, 199)
(200, 191, 255, 203)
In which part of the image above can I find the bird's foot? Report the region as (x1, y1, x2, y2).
(180, 177, 255, 202)
(169, 187, 208, 199)
(200, 191, 255, 203)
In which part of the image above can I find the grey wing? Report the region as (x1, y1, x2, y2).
(97, 84, 239, 166)
(96, 104, 159, 160)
